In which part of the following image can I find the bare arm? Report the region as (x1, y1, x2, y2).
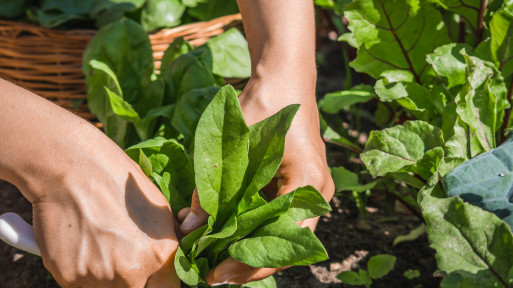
(179, 1, 335, 285)
(0, 78, 180, 287)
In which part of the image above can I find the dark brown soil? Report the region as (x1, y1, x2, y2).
(0, 179, 440, 288)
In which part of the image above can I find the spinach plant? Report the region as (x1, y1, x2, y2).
(126, 85, 331, 287)
(337, 254, 396, 288)
(0, 0, 239, 31)
(83, 17, 250, 149)
(320, 0, 513, 286)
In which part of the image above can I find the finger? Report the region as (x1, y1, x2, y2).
(206, 257, 285, 286)
(180, 188, 209, 235)
(144, 251, 180, 288)
(177, 207, 190, 222)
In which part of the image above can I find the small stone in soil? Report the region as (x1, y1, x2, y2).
(356, 218, 373, 232)
(330, 262, 341, 271)
(13, 253, 24, 262)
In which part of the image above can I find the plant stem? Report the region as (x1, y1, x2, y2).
(475, 0, 487, 46)
(378, 0, 421, 84)
(384, 190, 425, 223)
(500, 79, 513, 143)
(467, 125, 473, 159)
(458, 17, 466, 44)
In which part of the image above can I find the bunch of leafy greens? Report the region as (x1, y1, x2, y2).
(126, 86, 331, 288)
(0, 0, 238, 31)
(83, 17, 250, 149)
(320, 0, 513, 286)
(84, 18, 330, 287)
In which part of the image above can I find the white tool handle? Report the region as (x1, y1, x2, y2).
(0, 212, 41, 256)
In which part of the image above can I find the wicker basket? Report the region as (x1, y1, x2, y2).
(0, 14, 243, 121)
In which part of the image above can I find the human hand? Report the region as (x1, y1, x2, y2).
(0, 78, 180, 287)
(177, 75, 334, 285)
(30, 147, 180, 287)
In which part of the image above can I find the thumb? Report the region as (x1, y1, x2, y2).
(178, 188, 209, 235)
(206, 257, 280, 286)
(144, 252, 180, 288)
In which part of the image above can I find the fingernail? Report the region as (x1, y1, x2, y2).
(210, 273, 233, 286)
(219, 273, 233, 283)
(181, 212, 198, 231)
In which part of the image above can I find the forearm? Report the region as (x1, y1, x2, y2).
(0, 78, 129, 202)
(237, 0, 317, 103)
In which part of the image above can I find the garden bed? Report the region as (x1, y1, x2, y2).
(0, 178, 439, 288)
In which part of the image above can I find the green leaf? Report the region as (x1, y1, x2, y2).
(160, 38, 194, 75)
(331, 166, 379, 192)
(426, 43, 473, 89)
(285, 186, 332, 222)
(0, 0, 34, 19)
(393, 223, 426, 246)
(131, 148, 152, 177)
(403, 269, 420, 280)
(455, 52, 509, 150)
(441, 102, 470, 159)
(318, 85, 376, 114)
(345, 0, 450, 82)
(141, 0, 185, 31)
(411, 147, 444, 181)
(35, 0, 93, 28)
(443, 139, 513, 230)
(175, 247, 202, 286)
(432, 0, 481, 30)
(83, 18, 155, 105)
(187, 0, 239, 21)
(361, 121, 444, 177)
(489, 8, 513, 83)
(228, 215, 328, 268)
(213, 186, 330, 254)
(238, 104, 299, 213)
(388, 172, 426, 189)
(125, 138, 195, 214)
(194, 85, 249, 223)
(322, 126, 363, 152)
(204, 28, 251, 78)
(338, 269, 372, 286)
(374, 79, 437, 120)
(85, 59, 129, 146)
(90, 1, 140, 28)
(367, 254, 396, 279)
(243, 276, 277, 288)
(171, 86, 219, 140)
(419, 187, 513, 287)
(163, 52, 216, 103)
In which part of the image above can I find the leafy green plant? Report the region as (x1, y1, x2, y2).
(0, 0, 239, 30)
(337, 254, 396, 288)
(126, 85, 331, 287)
(403, 269, 420, 280)
(82, 18, 250, 149)
(318, 0, 513, 286)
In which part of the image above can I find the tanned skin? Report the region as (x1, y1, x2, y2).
(0, 0, 333, 287)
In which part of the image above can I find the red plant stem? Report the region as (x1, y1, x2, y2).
(500, 79, 513, 143)
(378, 0, 421, 84)
(459, 17, 466, 43)
(476, 0, 487, 45)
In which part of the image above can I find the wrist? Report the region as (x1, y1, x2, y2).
(11, 120, 132, 203)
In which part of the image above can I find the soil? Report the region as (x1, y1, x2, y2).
(0, 178, 440, 288)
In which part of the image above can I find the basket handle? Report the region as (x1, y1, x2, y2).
(0, 212, 40, 256)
